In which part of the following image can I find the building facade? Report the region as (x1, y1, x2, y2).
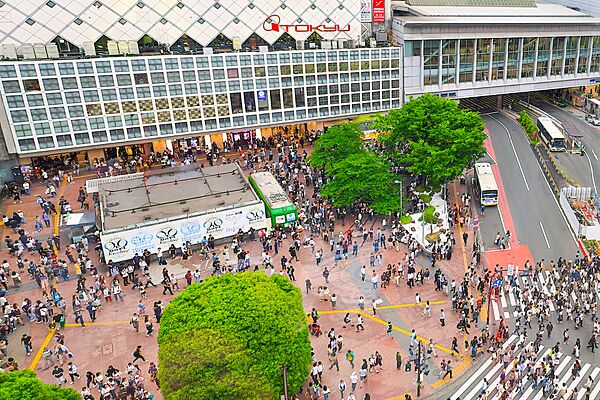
(393, 1, 600, 99)
(0, 49, 401, 156)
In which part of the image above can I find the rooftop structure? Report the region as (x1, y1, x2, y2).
(98, 163, 257, 232)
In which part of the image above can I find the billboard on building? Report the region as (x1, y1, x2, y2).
(361, 0, 372, 23)
(373, 0, 385, 22)
(100, 202, 267, 262)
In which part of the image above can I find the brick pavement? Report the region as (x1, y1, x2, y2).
(0, 166, 482, 400)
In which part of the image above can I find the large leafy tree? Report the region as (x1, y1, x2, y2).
(0, 370, 80, 400)
(374, 93, 486, 187)
(308, 123, 364, 171)
(320, 152, 402, 214)
(158, 272, 312, 400)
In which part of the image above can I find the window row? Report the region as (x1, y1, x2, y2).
(0, 49, 401, 78)
(15, 99, 400, 153)
(419, 36, 600, 86)
(1, 67, 401, 95)
(10, 88, 401, 127)
(7, 80, 400, 123)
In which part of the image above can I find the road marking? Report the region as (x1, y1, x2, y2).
(358, 311, 457, 357)
(28, 327, 56, 371)
(585, 151, 598, 193)
(592, 148, 599, 160)
(538, 221, 551, 249)
(531, 145, 578, 244)
(305, 301, 446, 317)
(578, 367, 600, 400)
(489, 115, 530, 191)
(491, 300, 500, 321)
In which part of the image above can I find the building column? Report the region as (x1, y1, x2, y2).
(496, 94, 503, 109)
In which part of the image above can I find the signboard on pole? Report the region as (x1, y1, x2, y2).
(372, 0, 385, 22)
(507, 264, 515, 276)
(361, 0, 372, 23)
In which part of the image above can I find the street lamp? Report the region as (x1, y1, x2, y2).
(416, 341, 422, 397)
(394, 180, 403, 214)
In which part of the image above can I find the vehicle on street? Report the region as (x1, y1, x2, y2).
(537, 116, 567, 151)
(474, 162, 498, 207)
(585, 113, 600, 126)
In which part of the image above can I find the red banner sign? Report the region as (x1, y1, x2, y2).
(372, 0, 385, 22)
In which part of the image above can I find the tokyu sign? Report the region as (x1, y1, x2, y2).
(263, 15, 350, 33)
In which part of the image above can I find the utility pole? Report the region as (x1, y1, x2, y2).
(416, 341, 422, 397)
(282, 365, 289, 400)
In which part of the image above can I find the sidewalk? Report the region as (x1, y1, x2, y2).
(0, 164, 484, 399)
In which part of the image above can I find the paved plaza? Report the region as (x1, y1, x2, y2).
(0, 157, 483, 400)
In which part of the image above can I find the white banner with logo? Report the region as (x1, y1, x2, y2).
(101, 203, 267, 262)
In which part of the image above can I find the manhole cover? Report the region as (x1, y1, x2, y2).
(102, 344, 113, 356)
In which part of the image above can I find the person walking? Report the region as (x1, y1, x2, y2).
(132, 345, 147, 363)
(443, 360, 453, 379)
(338, 380, 347, 399)
(356, 315, 365, 331)
(346, 350, 355, 368)
(21, 334, 32, 356)
(350, 370, 359, 391)
(440, 309, 446, 327)
(130, 313, 139, 333)
(74, 310, 85, 327)
(67, 362, 81, 383)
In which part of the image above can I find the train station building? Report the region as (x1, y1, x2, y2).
(0, 0, 598, 176)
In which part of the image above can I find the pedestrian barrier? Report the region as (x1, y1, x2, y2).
(532, 144, 560, 197)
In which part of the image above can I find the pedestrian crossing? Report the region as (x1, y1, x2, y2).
(452, 335, 600, 400)
(490, 270, 565, 322)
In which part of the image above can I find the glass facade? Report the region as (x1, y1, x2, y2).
(0, 48, 402, 154)
(459, 39, 475, 83)
(423, 40, 440, 86)
(416, 35, 600, 87)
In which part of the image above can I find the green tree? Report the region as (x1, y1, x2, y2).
(158, 272, 312, 400)
(518, 110, 538, 143)
(375, 93, 486, 187)
(0, 370, 80, 400)
(308, 123, 364, 171)
(320, 151, 402, 214)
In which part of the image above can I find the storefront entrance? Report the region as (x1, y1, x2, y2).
(104, 145, 146, 161)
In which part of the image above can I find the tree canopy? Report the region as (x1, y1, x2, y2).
(374, 93, 486, 187)
(0, 370, 80, 400)
(157, 272, 312, 400)
(307, 123, 364, 171)
(320, 152, 402, 214)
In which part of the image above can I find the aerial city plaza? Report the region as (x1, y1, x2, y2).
(3, 0, 600, 399)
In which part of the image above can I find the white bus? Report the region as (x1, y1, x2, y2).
(474, 162, 499, 206)
(537, 116, 566, 151)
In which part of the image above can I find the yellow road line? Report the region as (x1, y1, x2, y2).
(358, 311, 459, 357)
(63, 320, 129, 327)
(28, 327, 56, 371)
(453, 187, 473, 356)
(430, 357, 473, 389)
(305, 301, 446, 316)
(453, 188, 470, 272)
(385, 394, 412, 400)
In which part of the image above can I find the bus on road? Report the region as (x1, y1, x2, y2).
(249, 172, 298, 227)
(474, 162, 499, 207)
(537, 116, 566, 151)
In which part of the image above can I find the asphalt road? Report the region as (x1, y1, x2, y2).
(532, 101, 600, 193)
(483, 112, 578, 262)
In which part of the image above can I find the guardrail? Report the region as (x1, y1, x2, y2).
(532, 144, 561, 197)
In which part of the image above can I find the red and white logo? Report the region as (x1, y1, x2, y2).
(263, 15, 350, 33)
